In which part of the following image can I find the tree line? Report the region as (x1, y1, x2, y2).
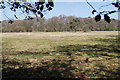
(1, 15, 119, 32)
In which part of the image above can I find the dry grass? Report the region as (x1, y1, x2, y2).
(2, 31, 120, 78)
(2, 31, 118, 37)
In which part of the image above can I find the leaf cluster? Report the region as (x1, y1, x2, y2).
(89, 1, 120, 23)
(0, 0, 54, 24)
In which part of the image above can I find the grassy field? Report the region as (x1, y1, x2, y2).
(2, 31, 120, 78)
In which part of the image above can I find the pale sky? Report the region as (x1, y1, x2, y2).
(1, 0, 117, 2)
(0, 1, 119, 21)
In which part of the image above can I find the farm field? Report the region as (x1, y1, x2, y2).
(2, 31, 120, 78)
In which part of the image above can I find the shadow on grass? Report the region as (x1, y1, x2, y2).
(94, 35, 119, 45)
(94, 64, 120, 78)
(56, 44, 120, 57)
(55, 35, 120, 57)
(2, 36, 120, 78)
(2, 57, 78, 78)
(2, 50, 52, 55)
(54, 37, 120, 78)
(3, 55, 120, 78)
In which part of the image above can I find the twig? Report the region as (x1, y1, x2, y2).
(86, 0, 99, 13)
(99, 0, 115, 10)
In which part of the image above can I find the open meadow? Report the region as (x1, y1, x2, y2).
(2, 31, 120, 78)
